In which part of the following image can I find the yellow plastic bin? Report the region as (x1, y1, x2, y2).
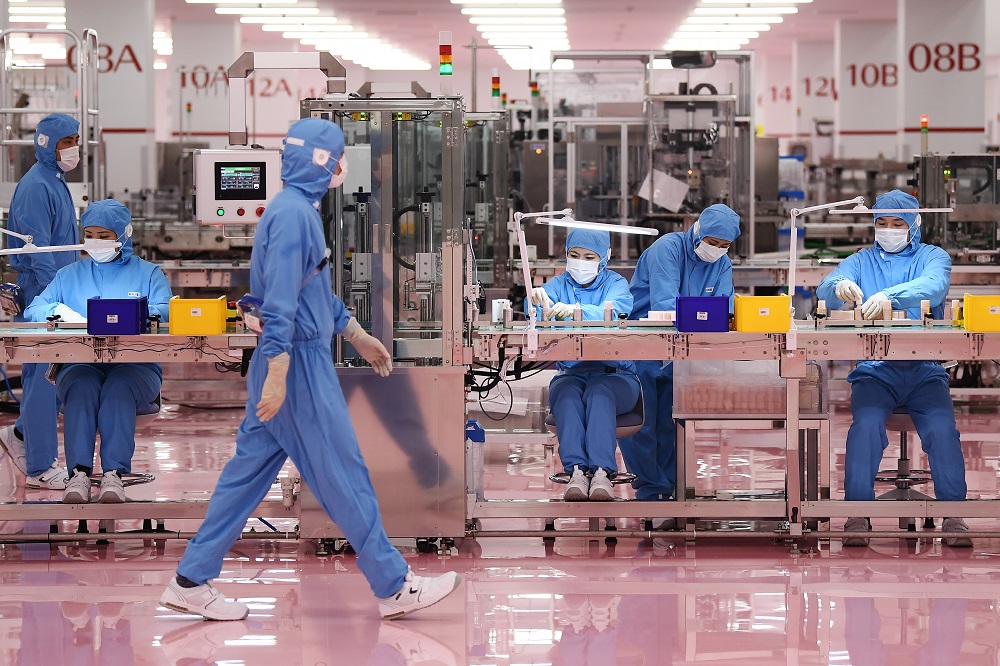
(168, 296, 228, 335)
(733, 294, 792, 333)
(963, 293, 1000, 332)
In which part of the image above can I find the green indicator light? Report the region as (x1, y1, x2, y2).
(216, 208, 225, 216)
(439, 63, 453, 75)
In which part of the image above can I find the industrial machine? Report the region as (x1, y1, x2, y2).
(464, 111, 510, 287)
(191, 148, 282, 225)
(912, 153, 1000, 261)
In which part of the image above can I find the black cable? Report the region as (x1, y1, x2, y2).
(392, 204, 420, 271)
(478, 380, 514, 421)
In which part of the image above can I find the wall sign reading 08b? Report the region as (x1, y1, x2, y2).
(215, 162, 267, 201)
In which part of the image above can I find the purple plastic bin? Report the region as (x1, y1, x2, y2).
(675, 296, 730, 332)
(87, 297, 148, 336)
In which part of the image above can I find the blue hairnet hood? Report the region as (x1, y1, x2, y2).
(566, 227, 611, 271)
(281, 118, 345, 204)
(873, 189, 922, 248)
(692, 204, 741, 245)
(82, 199, 133, 262)
(35, 114, 79, 171)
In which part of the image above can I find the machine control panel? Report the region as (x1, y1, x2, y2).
(193, 149, 282, 225)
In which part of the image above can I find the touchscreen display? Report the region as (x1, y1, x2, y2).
(215, 162, 266, 200)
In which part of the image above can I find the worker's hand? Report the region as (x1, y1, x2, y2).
(344, 317, 392, 377)
(834, 279, 865, 306)
(256, 352, 290, 421)
(861, 292, 890, 320)
(53, 303, 86, 323)
(530, 287, 553, 307)
(548, 302, 575, 320)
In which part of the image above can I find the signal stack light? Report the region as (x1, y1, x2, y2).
(439, 31, 453, 95)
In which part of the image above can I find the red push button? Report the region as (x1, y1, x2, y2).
(256, 206, 265, 217)
(237, 208, 245, 216)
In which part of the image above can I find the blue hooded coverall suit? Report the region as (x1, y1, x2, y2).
(8, 113, 80, 477)
(528, 228, 639, 475)
(177, 118, 408, 598)
(24, 199, 171, 475)
(622, 204, 742, 500)
(816, 190, 966, 502)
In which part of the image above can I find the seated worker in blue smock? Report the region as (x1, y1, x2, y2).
(816, 189, 970, 548)
(527, 228, 639, 501)
(23, 199, 172, 504)
(622, 204, 741, 506)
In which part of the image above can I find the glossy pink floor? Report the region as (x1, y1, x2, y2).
(1, 404, 1000, 665)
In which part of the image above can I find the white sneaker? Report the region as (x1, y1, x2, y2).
(376, 623, 458, 666)
(563, 465, 589, 502)
(842, 516, 871, 547)
(0, 425, 26, 475)
(942, 517, 973, 548)
(99, 471, 126, 503)
(63, 470, 92, 504)
(588, 468, 614, 501)
(26, 460, 67, 490)
(377, 569, 462, 620)
(160, 578, 249, 621)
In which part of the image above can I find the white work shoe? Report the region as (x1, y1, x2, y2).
(26, 460, 68, 490)
(63, 470, 92, 504)
(563, 465, 590, 502)
(377, 568, 462, 620)
(0, 425, 26, 475)
(160, 578, 250, 621)
(588, 468, 614, 501)
(99, 471, 126, 503)
(942, 517, 973, 548)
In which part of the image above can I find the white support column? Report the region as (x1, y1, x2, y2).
(756, 53, 796, 151)
(171, 20, 241, 150)
(66, 0, 156, 196)
(897, 0, 986, 157)
(835, 21, 898, 159)
(792, 41, 836, 164)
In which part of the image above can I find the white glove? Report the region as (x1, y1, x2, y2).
(256, 352, 290, 421)
(530, 287, 553, 307)
(548, 302, 575, 320)
(861, 292, 890, 320)
(53, 303, 86, 323)
(834, 279, 864, 306)
(344, 317, 393, 377)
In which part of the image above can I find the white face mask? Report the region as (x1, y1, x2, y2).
(566, 257, 599, 285)
(875, 227, 909, 253)
(57, 145, 79, 172)
(84, 225, 130, 263)
(695, 241, 729, 263)
(328, 154, 348, 188)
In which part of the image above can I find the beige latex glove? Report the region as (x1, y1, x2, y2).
(344, 317, 392, 377)
(834, 279, 864, 306)
(548, 302, 575, 320)
(256, 352, 290, 422)
(860, 292, 890, 320)
(530, 287, 553, 307)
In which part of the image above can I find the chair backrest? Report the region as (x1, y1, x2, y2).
(137, 394, 162, 418)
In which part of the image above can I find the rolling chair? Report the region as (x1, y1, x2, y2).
(874, 409, 935, 531)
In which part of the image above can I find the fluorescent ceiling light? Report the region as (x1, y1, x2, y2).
(694, 6, 798, 14)
(9, 7, 65, 14)
(687, 15, 782, 23)
(154, 61, 168, 70)
(701, 0, 809, 3)
(262, 24, 355, 31)
(293, 32, 370, 41)
(674, 31, 759, 38)
(188, 0, 298, 2)
(215, 7, 320, 15)
(469, 16, 565, 23)
(461, 7, 564, 15)
(240, 15, 337, 23)
(10, 16, 67, 22)
(679, 23, 769, 31)
(453, 0, 560, 3)
(478, 23, 566, 30)
(46, 24, 65, 29)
